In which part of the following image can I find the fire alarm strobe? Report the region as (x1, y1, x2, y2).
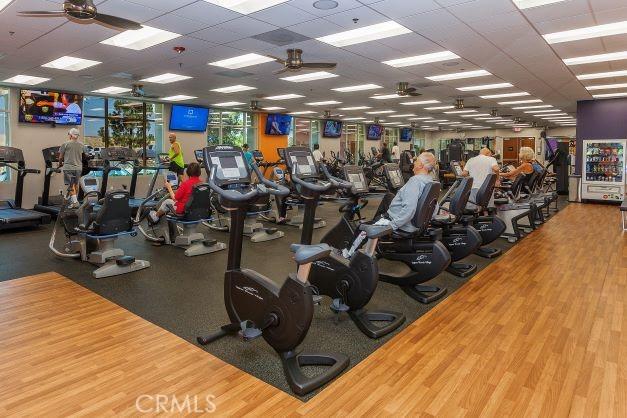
(173, 46, 186, 54)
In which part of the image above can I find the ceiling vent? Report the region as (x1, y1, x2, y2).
(214, 69, 255, 78)
(253, 29, 310, 46)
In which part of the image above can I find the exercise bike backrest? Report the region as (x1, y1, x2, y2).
(412, 182, 441, 234)
(446, 177, 473, 219)
(182, 184, 212, 221)
(472, 173, 498, 210)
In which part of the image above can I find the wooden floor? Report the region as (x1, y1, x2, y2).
(0, 203, 625, 417)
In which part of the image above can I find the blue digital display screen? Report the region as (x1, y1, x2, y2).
(169, 105, 209, 132)
(265, 114, 292, 135)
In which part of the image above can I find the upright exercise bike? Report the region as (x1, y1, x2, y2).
(196, 145, 349, 396)
(284, 147, 405, 339)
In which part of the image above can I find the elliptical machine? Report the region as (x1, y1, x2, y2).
(49, 176, 150, 278)
(135, 171, 226, 257)
(196, 145, 349, 396)
(284, 147, 405, 339)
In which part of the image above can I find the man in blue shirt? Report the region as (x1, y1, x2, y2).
(242, 144, 254, 167)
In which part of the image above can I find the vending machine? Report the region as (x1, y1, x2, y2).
(581, 140, 625, 202)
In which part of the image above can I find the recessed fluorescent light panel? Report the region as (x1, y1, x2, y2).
(389, 114, 416, 118)
(141, 73, 192, 84)
(289, 110, 316, 115)
(592, 92, 627, 99)
(343, 117, 365, 121)
(480, 92, 530, 99)
(161, 95, 198, 101)
(426, 70, 491, 82)
(512, 105, 553, 110)
(371, 94, 403, 100)
(409, 117, 433, 120)
(42, 56, 101, 71)
(317, 21, 411, 47)
(3, 75, 50, 85)
(544, 21, 627, 45)
(203, 0, 289, 14)
(424, 106, 455, 110)
(576, 70, 627, 80)
(280, 71, 338, 82)
(210, 85, 256, 93)
(0, 0, 12, 12)
(91, 86, 132, 95)
(457, 83, 513, 92)
(100, 26, 181, 51)
(444, 110, 478, 114)
(332, 84, 383, 92)
(212, 101, 245, 107)
(262, 107, 285, 111)
(305, 100, 342, 106)
(339, 106, 371, 110)
(513, 0, 568, 10)
(526, 109, 562, 114)
(209, 53, 275, 69)
(365, 110, 396, 114)
(586, 83, 627, 91)
(265, 94, 304, 100)
(564, 51, 627, 66)
(383, 51, 460, 68)
(498, 99, 542, 105)
(401, 100, 440, 105)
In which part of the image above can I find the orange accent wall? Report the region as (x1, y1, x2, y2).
(257, 113, 288, 176)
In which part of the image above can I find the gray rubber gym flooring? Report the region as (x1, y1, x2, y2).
(0, 198, 563, 399)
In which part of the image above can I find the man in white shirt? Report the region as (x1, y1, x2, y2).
(312, 143, 324, 162)
(391, 141, 400, 161)
(463, 148, 499, 205)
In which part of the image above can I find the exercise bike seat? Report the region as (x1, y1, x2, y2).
(358, 224, 392, 239)
(290, 243, 332, 265)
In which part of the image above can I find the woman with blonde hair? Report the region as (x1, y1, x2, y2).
(500, 146, 534, 179)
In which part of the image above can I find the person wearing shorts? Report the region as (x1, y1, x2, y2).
(59, 128, 85, 208)
(167, 133, 185, 181)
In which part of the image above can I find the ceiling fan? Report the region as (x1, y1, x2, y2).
(490, 108, 513, 118)
(453, 98, 480, 110)
(323, 110, 341, 119)
(268, 49, 337, 75)
(19, 0, 142, 31)
(396, 82, 421, 97)
(130, 84, 158, 99)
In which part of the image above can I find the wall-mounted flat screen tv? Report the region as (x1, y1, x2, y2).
(169, 105, 210, 132)
(366, 124, 383, 140)
(265, 113, 292, 135)
(323, 119, 343, 138)
(19, 90, 83, 125)
(400, 127, 413, 142)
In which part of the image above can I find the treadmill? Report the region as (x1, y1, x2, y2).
(0, 146, 51, 230)
(99, 146, 164, 213)
(34, 146, 63, 217)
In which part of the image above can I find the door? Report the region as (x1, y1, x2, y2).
(502, 138, 518, 165)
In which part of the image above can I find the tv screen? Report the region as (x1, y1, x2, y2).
(265, 114, 292, 135)
(367, 124, 383, 140)
(169, 105, 209, 132)
(19, 90, 83, 125)
(323, 120, 343, 138)
(400, 127, 413, 142)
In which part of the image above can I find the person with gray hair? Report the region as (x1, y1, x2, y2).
(59, 127, 84, 208)
(500, 146, 534, 179)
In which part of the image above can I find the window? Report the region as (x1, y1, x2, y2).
(383, 127, 398, 147)
(343, 123, 363, 162)
(83, 96, 163, 175)
(207, 111, 256, 147)
(0, 88, 9, 182)
(291, 118, 313, 147)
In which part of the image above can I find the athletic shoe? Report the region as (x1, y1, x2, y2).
(148, 210, 160, 225)
(277, 217, 286, 225)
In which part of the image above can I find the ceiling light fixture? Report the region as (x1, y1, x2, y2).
(585, 83, 627, 91)
(262, 106, 285, 111)
(480, 92, 530, 99)
(400, 100, 440, 105)
(161, 95, 198, 101)
(203, 0, 289, 14)
(444, 110, 478, 114)
(513, 0, 568, 10)
(313, 0, 339, 10)
(212, 101, 245, 107)
(383, 51, 460, 68)
(142, 73, 192, 84)
(370, 94, 403, 100)
(209, 53, 275, 69)
(343, 117, 365, 121)
(389, 114, 416, 118)
(338, 106, 371, 110)
(332, 84, 382, 92)
(457, 82, 513, 91)
(3, 75, 50, 85)
(425, 70, 491, 81)
(592, 92, 627, 99)
(42, 56, 101, 71)
(100, 26, 181, 51)
(576, 70, 627, 80)
(498, 99, 542, 105)
(289, 110, 317, 115)
(543, 20, 627, 44)
(409, 117, 433, 120)
(424, 106, 455, 110)
(281, 71, 338, 82)
(564, 51, 627, 66)
(210, 84, 256, 93)
(512, 105, 553, 110)
(305, 100, 342, 106)
(526, 109, 562, 114)
(317, 21, 411, 47)
(91, 86, 132, 95)
(365, 110, 396, 114)
(265, 93, 305, 100)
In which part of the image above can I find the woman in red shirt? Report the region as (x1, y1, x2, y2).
(148, 162, 202, 224)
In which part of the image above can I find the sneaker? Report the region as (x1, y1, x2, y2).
(148, 210, 160, 225)
(277, 217, 286, 225)
(68, 202, 80, 210)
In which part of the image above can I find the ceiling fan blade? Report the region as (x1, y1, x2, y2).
(408, 92, 422, 97)
(301, 62, 337, 69)
(18, 11, 67, 16)
(464, 105, 481, 109)
(273, 67, 291, 75)
(93, 13, 142, 30)
(266, 55, 287, 65)
(405, 87, 417, 93)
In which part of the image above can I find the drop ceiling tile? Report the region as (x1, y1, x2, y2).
(289, 0, 363, 17)
(369, 0, 441, 19)
(95, 0, 164, 23)
(146, 13, 212, 35)
(250, 3, 317, 26)
(174, 2, 242, 25)
(287, 18, 344, 38)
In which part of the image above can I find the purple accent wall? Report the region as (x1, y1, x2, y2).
(576, 99, 627, 174)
